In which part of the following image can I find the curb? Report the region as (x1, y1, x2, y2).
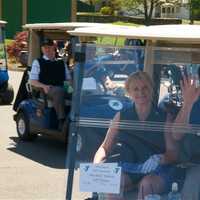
(8, 63, 26, 72)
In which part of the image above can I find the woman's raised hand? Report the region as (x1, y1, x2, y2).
(180, 75, 200, 107)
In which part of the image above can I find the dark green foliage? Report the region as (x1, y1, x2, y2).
(100, 6, 113, 15)
(191, 0, 200, 20)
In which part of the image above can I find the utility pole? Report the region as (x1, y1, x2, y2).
(0, 0, 2, 19)
(71, 0, 77, 22)
(189, 0, 194, 24)
(22, 0, 27, 25)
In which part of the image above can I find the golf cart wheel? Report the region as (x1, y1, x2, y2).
(76, 133, 89, 161)
(0, 83, 14, 104)
(76, 132, 97, 162)
(76, 133, 83, 154)
(16, 111, 37, 141)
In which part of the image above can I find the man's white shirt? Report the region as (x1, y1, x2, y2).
(29, 55, 71, 81)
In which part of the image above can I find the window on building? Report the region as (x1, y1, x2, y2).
(176, 7, 180, 13)
(162, 7, 166, 13)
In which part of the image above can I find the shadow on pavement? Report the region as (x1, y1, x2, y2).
(8, 136, 68, 169)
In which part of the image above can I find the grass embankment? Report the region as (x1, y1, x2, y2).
(182, 20, 200, 25)
(96, 21, 139, 46)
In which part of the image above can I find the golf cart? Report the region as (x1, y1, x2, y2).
(13, 22, 112, 142)
(0, 20, 14, 104)
(65, 25, 200, 199)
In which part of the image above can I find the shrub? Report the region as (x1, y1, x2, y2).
(100, 6, 113, 15)
(7, 31, 28, 62)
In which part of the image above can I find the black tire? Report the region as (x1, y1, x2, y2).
(16, 111, 37, 141)
(0, 83, 14, 104)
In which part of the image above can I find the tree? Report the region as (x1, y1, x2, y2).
(7, 31, 28, 63)
(80, 0, 102, 6)
(106, 0, 122, 11)
(81, 0, 121, 12)
(121, 0, 179, 25)
(189, 0, 200, 24)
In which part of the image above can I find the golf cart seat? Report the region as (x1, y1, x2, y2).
(25, 81, 71, 108)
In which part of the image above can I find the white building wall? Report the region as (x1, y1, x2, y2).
(104, 0, 190, 19)
(178, 6, 190, 19)
(181, 0, 189, 3)
(161, 4, 190, 19)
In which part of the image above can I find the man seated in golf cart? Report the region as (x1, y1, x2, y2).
(29, 38, 72, 130)
(79, 44, 119, 95)
(82, 43, 144, 96)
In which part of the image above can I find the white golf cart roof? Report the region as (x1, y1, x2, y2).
(69, 24, 200, 44)
(69, 24, 200, 76)
(23, 22, 111, 31)
(0, 20, 7, 27)
(25, 22, 113, 65)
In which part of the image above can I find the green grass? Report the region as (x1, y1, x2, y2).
(182, 19, 200, 25)
(97, 37, 125, 46)
(113, 21, 141, 27)
(77, 12, 103, 16)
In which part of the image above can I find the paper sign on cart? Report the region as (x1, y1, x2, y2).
(79, 163, 121, 194)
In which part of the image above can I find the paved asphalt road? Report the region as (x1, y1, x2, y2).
(1, 70, 168, 200)
(0, 70, 67, 200)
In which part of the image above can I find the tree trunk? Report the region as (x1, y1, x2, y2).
(143, 0, 153, 26)
(190, 0, 194, 24)
(144, 16, 152, 26)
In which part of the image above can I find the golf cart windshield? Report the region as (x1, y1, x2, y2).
(66, 41, 200, 200)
